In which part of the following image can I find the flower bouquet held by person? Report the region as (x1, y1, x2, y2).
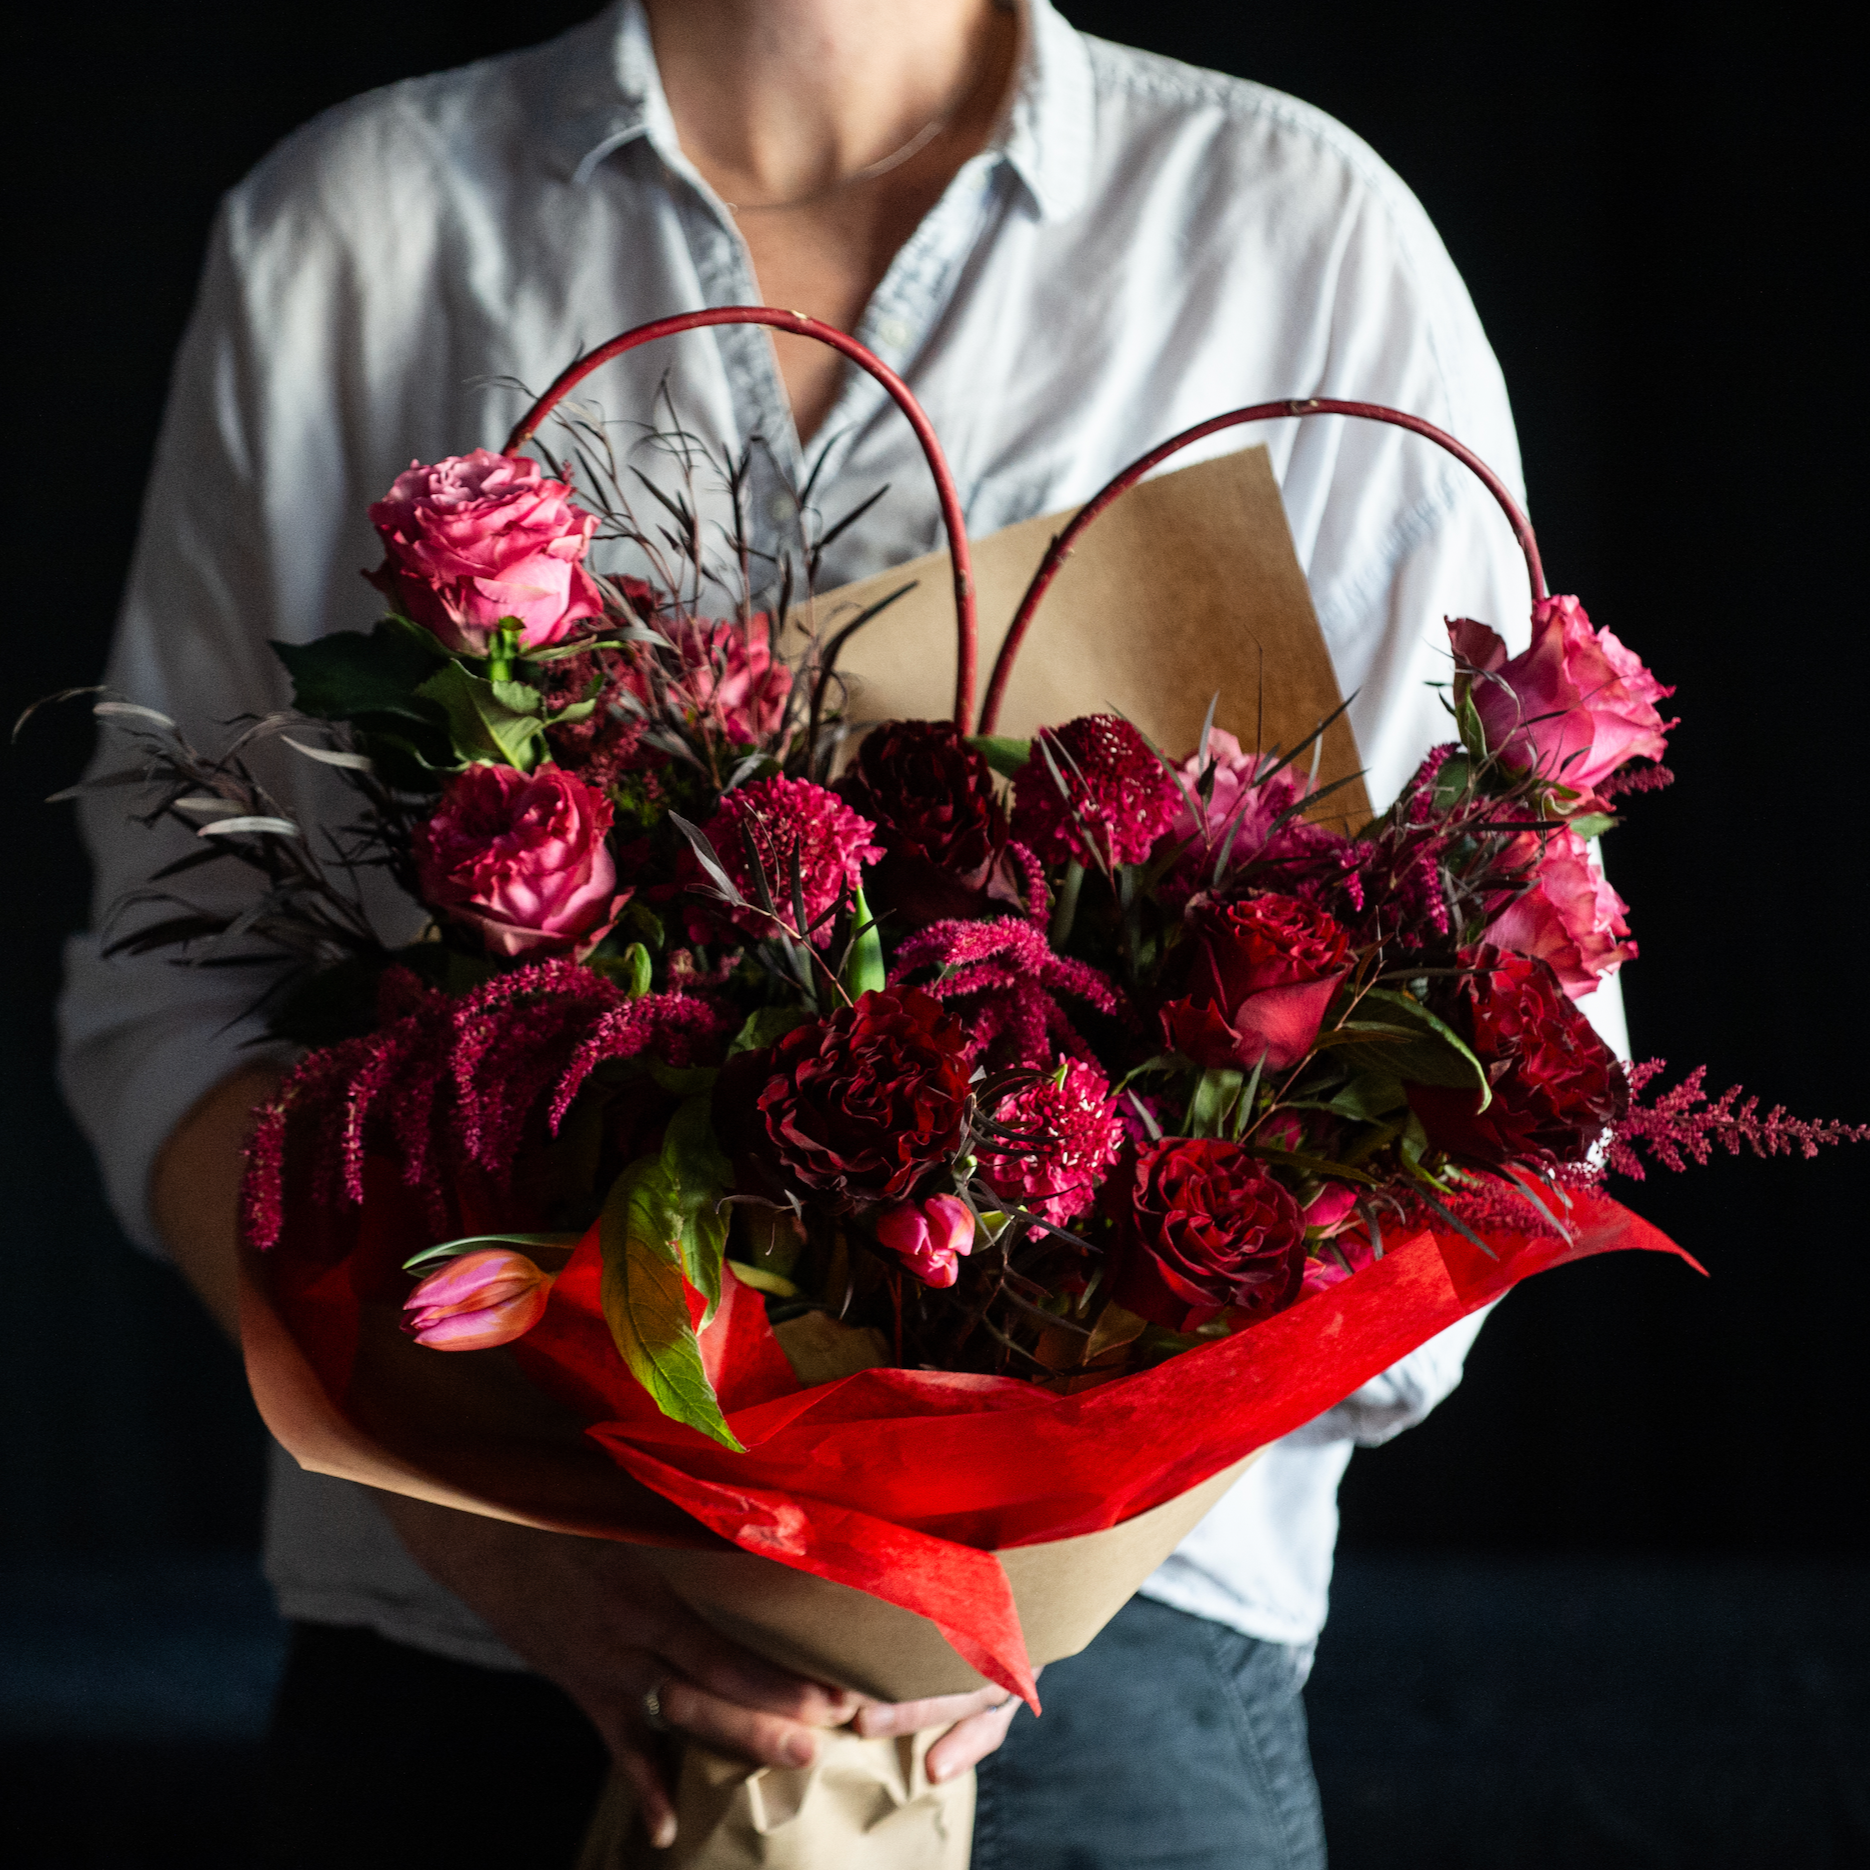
(39, 310, 1864, 1866)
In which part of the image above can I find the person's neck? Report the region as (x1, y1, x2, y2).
(644, 0, 1008, 211)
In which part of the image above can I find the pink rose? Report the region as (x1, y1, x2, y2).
(1165, 729, 1313, 861)
(874, 1195, 976, 1288)
(649, 615, 793, 747)
(1484, 826, 1636, 1000)
(367, 450, 604, 656)
(403, 1248, 556, 1350)
(414, 761, 625, 957)
(1450, 595, 1674, 797)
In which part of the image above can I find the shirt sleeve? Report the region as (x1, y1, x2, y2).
(55, 173, 410, 1253)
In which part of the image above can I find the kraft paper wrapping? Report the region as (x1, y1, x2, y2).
(789, 444, 1370, 828)
(238, 1244, 1260, 1870)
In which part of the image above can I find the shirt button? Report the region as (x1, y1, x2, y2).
(875, 316, 913, 350)
(769, 491, 799, 525)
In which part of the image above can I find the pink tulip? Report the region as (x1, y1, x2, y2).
(403, 1248, 555, 1350)
(875, 1196, 977, 1289)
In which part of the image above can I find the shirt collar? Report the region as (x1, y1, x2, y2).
(547, 0, 1095, 222)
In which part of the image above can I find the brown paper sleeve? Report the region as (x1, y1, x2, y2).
(794, 445, 1368, 828)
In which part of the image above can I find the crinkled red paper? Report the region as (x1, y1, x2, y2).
(265, 1172, 1693, 1709)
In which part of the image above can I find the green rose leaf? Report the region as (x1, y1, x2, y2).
(1335, 989, 1491, 1108)
(416, 662, 548, 770)
(271, 618, 449, 723)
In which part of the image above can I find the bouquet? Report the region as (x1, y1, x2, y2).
(48, 309, 1864, 1865)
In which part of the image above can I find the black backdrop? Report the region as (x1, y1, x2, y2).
(5, 2, 1864, 1562)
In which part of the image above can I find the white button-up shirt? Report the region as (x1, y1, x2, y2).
(60, 0, 1625, 1661)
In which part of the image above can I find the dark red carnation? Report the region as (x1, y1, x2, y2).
(1410, 949, 1628, 1166)
(1107, 1137, 1306, 1331)
(841, 720, 1015, 919)
(1011, 714, 1180, 869)
(753, 988, 972, 1210)
(1161, 894, 1352, 1071)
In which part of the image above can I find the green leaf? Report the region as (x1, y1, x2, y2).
(1337, 989, 1491, 1108)
(402, 1232, 582, 1273)
(842, 884, 886, 999)
(271, 619, 448, 722)
(660, 1097, 734, 1319)
(1454, 687, 1488, 760)
(1565, 812, 1616, 840)
(1184, 1067, 1244, 1138)
(1326, 1071, 1411, 1123)
(1246, 1143, 1379, 1185)
(645, 1061, 719, 1097)
(725, 1259, 799, 1298)
(598, 1151, 741, 1451)
(415, 662, 547, 769)
(966, 735, 1032, 776)
(730, 1005, 813, 1055)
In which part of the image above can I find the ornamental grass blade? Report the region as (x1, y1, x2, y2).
(668, 812, 746, 907)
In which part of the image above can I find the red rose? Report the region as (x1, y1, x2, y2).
(1108, 1137, 1306, 1330)
(1410, 950, 1628, 1166)
(754, 988, 972, 1210)
(1161, 894, 1352, 1072)
(413, 761, 625, 958)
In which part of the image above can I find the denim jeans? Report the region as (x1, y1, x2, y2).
(972, 1596, 1327, 1870)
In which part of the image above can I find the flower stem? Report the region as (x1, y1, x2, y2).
(1049, 861, 1085, 948)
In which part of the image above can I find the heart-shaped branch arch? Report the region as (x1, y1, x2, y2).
(976, 399, 1547, 737)
(502, 308, 979, 729)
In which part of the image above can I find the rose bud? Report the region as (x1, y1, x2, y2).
(875, 1196, 977, 1288)
(1011, 714, 1181, 869)
(413, 761, 627, 958)
(1483, 826, 1636, 1000)
(1301, 1182, 1360, 1235)
(366, 450, 604, 656)
(1161, 894, 1352, 1072)
(403, 1248, 556, 1350)
(755, 988, 972, 1210)
(1107, 1138, 1306, 1332)
(1300, 1229, 1378, 1298)
(1410, 950, 1629, 1167)
(1449, 596, 1675, 798)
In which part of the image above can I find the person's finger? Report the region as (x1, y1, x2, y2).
(926, 1696, 1022, 1783)
(655, 1675, 829, 1769)
(614, 1743, 678, 1852)
(653, 1615, 861, 1727)
(852, 1683, 1008, 1739)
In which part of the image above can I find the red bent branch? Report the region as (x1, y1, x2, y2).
(976, 399, 1547, 737)
(503, 308, 978, 731)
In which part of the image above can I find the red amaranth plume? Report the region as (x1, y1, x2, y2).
(1600, 1062, 1870, 1181)
(240, 962, 735, 1250)
(890, 917, 1123, 1070)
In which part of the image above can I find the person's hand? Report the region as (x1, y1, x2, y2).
(376, 1494, 1024, 1848)
(852, 1679, 1029, 1783)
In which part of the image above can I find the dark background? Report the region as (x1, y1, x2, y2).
(3, 4, 1865, 1862)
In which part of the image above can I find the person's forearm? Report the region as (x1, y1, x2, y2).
(150, 1061, 285, 1341)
